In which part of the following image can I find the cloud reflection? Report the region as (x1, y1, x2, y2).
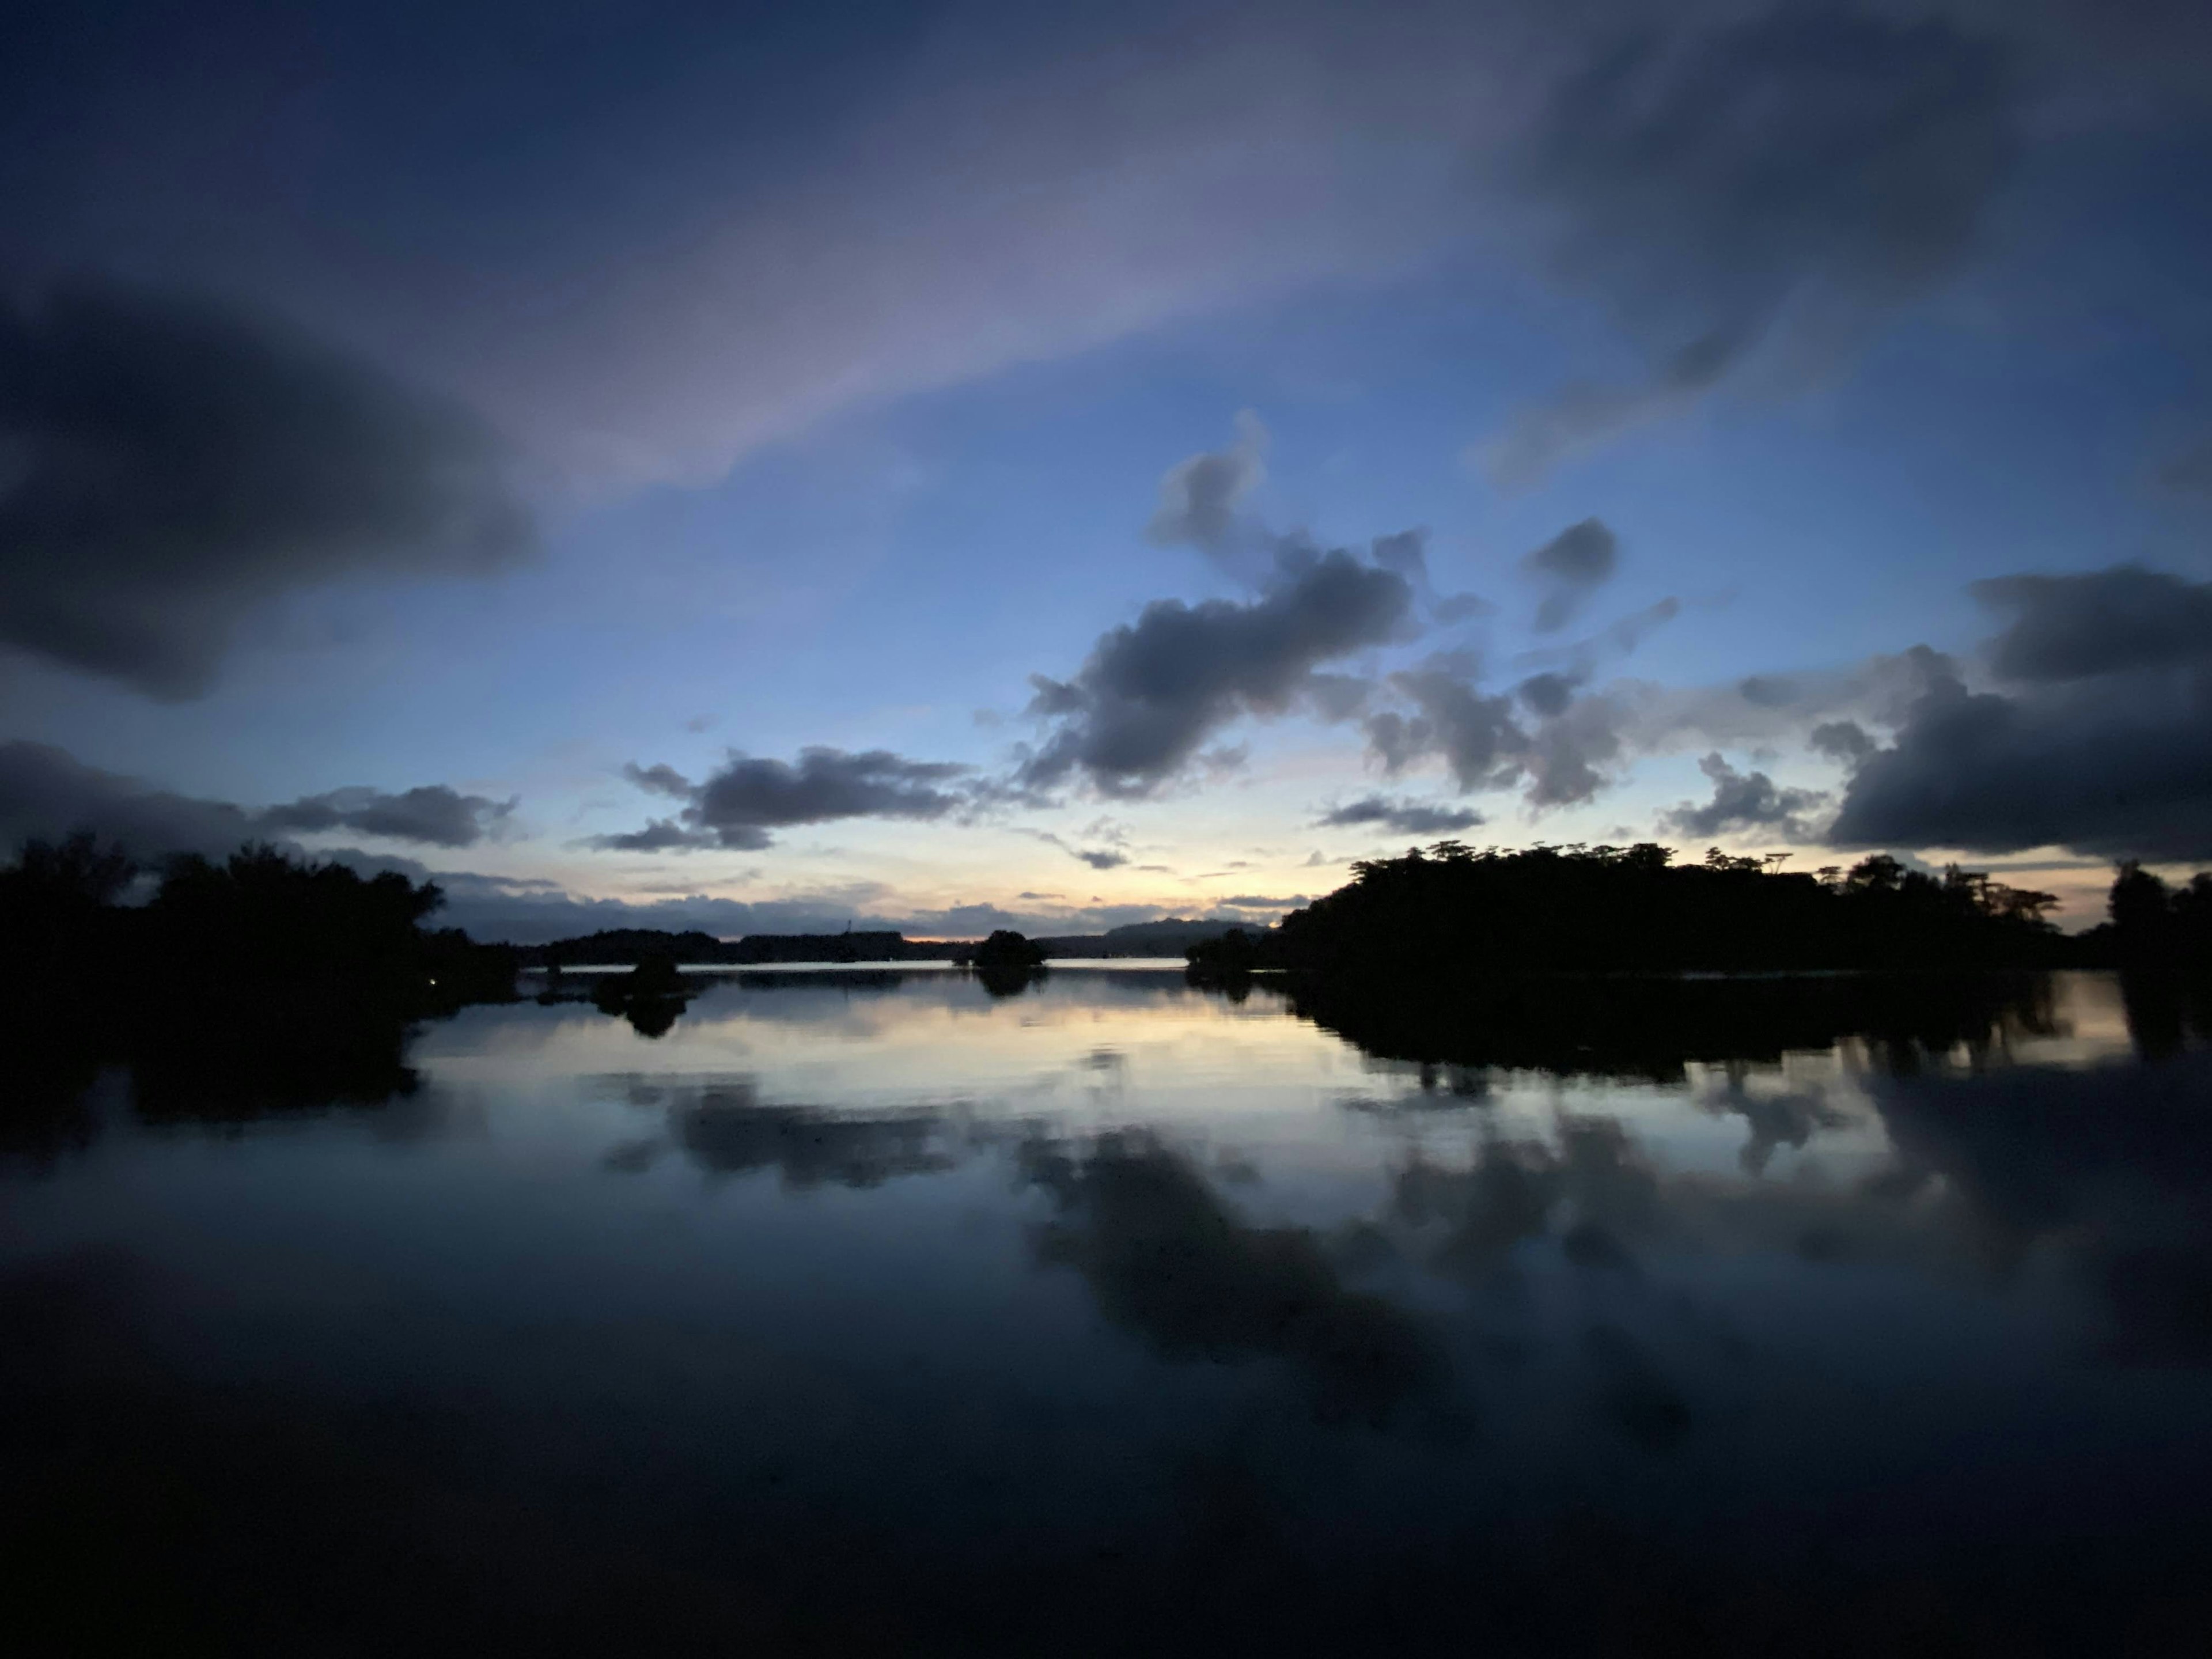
(1022, 1129, 1445, 1425)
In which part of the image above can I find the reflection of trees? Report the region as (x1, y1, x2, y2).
(2115, 970, 2212, 1060)
(1022, 1130, 1444, 1424)
(1283, 971, 2058, 1082)
(125, 1003, 420, 1123)
(2, 838, 516, 1150)
(3, 997, 425, 1144)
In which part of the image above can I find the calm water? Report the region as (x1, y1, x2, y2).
(6, 967, 2212, 1656)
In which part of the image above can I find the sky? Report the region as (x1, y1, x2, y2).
(3, 0, 2211, 941)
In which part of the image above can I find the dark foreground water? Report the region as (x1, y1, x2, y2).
(6, 967, 2212, 1657)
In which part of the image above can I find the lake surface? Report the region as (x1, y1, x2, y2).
(7, 967, 2212, 1656)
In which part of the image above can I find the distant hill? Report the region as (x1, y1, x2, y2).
(522, 918, 1251, 966)
(525, 929, 961, 966)
(1036, 918, 1251, 958)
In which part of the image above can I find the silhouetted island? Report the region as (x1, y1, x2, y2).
(1190, 842, 2081, 978)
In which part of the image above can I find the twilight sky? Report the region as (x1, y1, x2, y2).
(4, 0, 2211, 941)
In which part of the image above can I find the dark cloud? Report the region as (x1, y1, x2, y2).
(1522, 518, 1620, 632)
(1831, 567, 2212, 859)
(1495, 5, 2018, 480)
(1973, 566, 2212, 683)
(1144, 411, 1266, 555)
(1368, 528, 1430, 581)
(604, 747, 973, 851)
(1809, 720, 1876, 767)
(581, 819, 709, 854)
(1662, 752, 1826, 842)
(0, 741, 253, 859)
(1370, 527, 1491, 625)
(1020, 545, 1415, 798)
(1219, 893, 1309, 910)
(1318, 796, 1486, 836)
(259, 785, 513, 849)
(1365, 656, 1629, 809)
(1517, 671, 1581, 719)
(1366, 661, 1527, 790)
(0, 740, 515, 858)
(622, 763, 696, 800)
(730, 752, 977, 827)
(0, 277, 531, 699)
(1019, 827, 1132, 870)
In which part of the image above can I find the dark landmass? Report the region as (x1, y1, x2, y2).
(527, 928, 940, 966)
(1034, 918, 1245, 957)
(521, 917, 1241, 968)
(1, 836, 519, 1138)
(972, 929, 1046, 969)
(1215, 843, 2070, 977)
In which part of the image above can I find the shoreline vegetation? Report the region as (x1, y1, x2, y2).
(4, 834, 2208, 1103)
(1184, 843, 2212, 982)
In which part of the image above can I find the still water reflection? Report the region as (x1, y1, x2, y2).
(6, 968, 2211, 1656)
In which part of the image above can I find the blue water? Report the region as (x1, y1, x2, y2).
(6, 967, 2210, 1655)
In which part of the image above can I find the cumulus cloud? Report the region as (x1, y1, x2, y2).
(1662, 752, 1827, 842)
(0, 278, 531, 699)
(1020, 544, 1415, 798)
(1317, 796, 1486, 836)
(0, 741, 517, 858)
(599, 746, 975, 851)
(1522, 518, 1620, 632)
(1493, 4, 2018, 481)
(1809, 719, 1877, 767)
(622, 762, 697, 800)
(1370, 527, 1491, 624)
(1516, 672, 1582, 719)
(1366, 659, 1527, 790)
(1830, 567, 2212, 859)
(1363, 651, 1633, 810)
(1145, 410, 1267, 555)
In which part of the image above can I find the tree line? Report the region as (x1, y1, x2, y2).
(1, 836, 517, 1139)
(1191, 842, 2080, 978)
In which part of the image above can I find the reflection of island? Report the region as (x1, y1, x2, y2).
(968, 930, 1048, 998)
(589, 952, 695, 1037)
(1283, 969, 2059, 1082)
